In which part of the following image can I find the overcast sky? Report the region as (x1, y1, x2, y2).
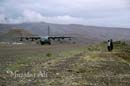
(0, 0, 130, 27)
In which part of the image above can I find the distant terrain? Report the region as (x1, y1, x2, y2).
(0, 29, 33, 42)
(0, 22, 130, 43)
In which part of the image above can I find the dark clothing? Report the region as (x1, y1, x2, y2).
(110, 40, 113, 50)
(107, 46, 111, 51)
(107, 39, 113, 51)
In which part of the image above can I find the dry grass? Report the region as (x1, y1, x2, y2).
(0, 42, 130, 86)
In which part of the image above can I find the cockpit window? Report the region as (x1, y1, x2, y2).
(40, 36, 49, 41)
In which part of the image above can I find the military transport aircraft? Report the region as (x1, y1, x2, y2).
(18, 26, 72, 45)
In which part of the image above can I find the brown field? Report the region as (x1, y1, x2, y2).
(0, 42, 130, 86)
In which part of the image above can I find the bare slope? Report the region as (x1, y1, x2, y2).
(0, 29, 33, 42)
(0, 22, 130, 43)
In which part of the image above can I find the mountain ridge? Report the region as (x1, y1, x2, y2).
(0, 22, 130, 43)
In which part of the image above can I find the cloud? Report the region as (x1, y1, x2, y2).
(2, 10, 86, 24)
(0, 0, 130, 27)
(0, 14, 7, 23)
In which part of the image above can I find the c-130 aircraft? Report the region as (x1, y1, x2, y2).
(18, 26, 72, 45)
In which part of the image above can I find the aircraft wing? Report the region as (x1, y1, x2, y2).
(48, 36, 72, 40)
(18, 36, 41, 41)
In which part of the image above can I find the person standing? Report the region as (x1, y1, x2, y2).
(110, 39, 113, 51)
(107, 40, 111, 51)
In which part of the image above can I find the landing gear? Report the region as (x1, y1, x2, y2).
(40, 40, 51, 45)
(48, 41, 51, 45)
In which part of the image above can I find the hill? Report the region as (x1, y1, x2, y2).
(0, 22, 130, 43)
(0, 29, 33, 42)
